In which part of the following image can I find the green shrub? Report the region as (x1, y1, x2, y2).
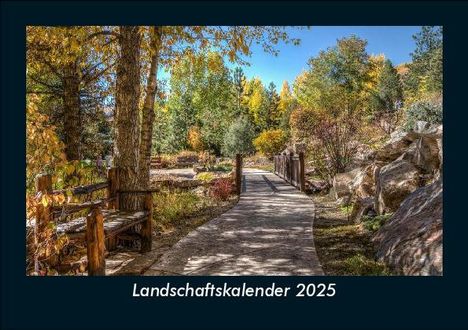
(343, 254, 390, 275)
(340, 204, 354, 215)
(196, 172, 215, 182)
(222, 116, 256, 157)
(159, 154, 177, 168)
(153, 191, 201, 224)
(209, 164, 233, 172)
(362, 214, 392, 232)
(404, 96, 442, 130)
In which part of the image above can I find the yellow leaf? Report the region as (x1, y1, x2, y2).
(65, 164, 75, 175)
(41, 195, 48, 207)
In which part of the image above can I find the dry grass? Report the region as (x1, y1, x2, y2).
(312, 194, 391, 275)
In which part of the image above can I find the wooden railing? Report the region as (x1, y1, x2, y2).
(32, 155, 243, 275)
(33, 167, 152, 275)
(273, 151, 305, 192)
(235, 154, 243, 195)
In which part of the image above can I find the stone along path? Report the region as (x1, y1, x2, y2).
(145, 168, 323, 275)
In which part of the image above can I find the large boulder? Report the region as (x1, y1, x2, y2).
(330, 163, 381, 204)
(371, 130, 419, 162)
(351, 163, 382, 200)
(398, 136, 440, 174)
(375, 159, 421, 214)
(373, 179, 443, 275)
(329, 167, 361, 202)
(350, 197, 375, 223)
(395, 124, 443, 182)
(348, 142, 374, 168)
(348, 163, 381, 223)
(306, 179, 329, 194)
(436, 137, 443, 179)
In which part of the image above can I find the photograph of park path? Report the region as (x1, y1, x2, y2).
(26, 26, 443, 276)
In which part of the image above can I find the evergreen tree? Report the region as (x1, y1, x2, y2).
(405, 26, 443, 97)
(222, 116, 256, 157)
(370, 59, 403, 115)
(265, 82, 280, 129)
(198, 53, 234, 155)
(232, 67, 247, 116)
(278, 81, 295, 136)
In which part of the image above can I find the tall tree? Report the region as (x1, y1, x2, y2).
(198, 53, 234, 154)
(27, 26, 117, 161)
(369, 59, 404, 134)
(265, 82, 280, 129)
(278, 81, 295, 134)
(405, 26, 443, 98)
(232, 67, 247, 116)
(294, 35, 371, 118)
(244, 78, 268, 131)
(165, 53, 204, 151)
(138, 26, 163, 187)
(114, 26, 142, 210)
(114, 26, 301, 210)
(292, 36, 371, 175)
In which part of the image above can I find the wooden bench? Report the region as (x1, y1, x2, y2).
(34, 168, 152, 276)
(150, 156, 162, 169)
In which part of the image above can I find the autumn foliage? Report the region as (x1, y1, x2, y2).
(210, 178, 233, 201)
(253, 129, 287, 158)
(26, 95, 66, 191)
(187, 126, 205, 152)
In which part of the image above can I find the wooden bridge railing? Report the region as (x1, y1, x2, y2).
(273, 151, 305, 192)
(235, 153, 242, 195)
(33, 167, 152, 276)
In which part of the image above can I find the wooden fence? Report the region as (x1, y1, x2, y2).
(273, 151, 305, 192)
(235, 154, 242, 195)
(32, 168, 153, 276)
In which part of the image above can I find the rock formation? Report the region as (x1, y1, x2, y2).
(373, 179, 443, 275)
(326, 121, 443, 275)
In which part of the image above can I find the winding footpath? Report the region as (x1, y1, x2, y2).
(145, 168, 323, 275)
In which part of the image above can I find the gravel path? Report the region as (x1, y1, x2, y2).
(145, 168, 323, 275)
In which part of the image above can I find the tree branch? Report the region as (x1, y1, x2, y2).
(87, 30, 120, 41)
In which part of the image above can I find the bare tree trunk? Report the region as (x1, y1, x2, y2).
(138, 27, 163, 188)
(63, 61, 82, 161)
(114, 26, 142, 211)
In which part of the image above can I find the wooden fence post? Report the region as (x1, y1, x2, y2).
(288, 152, 294, 183)
(236, 154, 242, 195)
(106, 167, 119, 251)
(107, 167, 119, 210)
(86, 207, 106, 276)
(35, 173, 52, 227)
(140, 193, 153, 253)
(299, 152, 305, 192)
(34, 173, 52, 272)
(282, 154, 286, 179)
(273, 156, 276, 175)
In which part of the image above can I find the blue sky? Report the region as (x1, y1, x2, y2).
(161, 26, 422, 91)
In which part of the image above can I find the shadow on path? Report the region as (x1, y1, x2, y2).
(145, 168, 323, 275)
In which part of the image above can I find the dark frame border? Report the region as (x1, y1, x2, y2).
(2, 1, 467, 329)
